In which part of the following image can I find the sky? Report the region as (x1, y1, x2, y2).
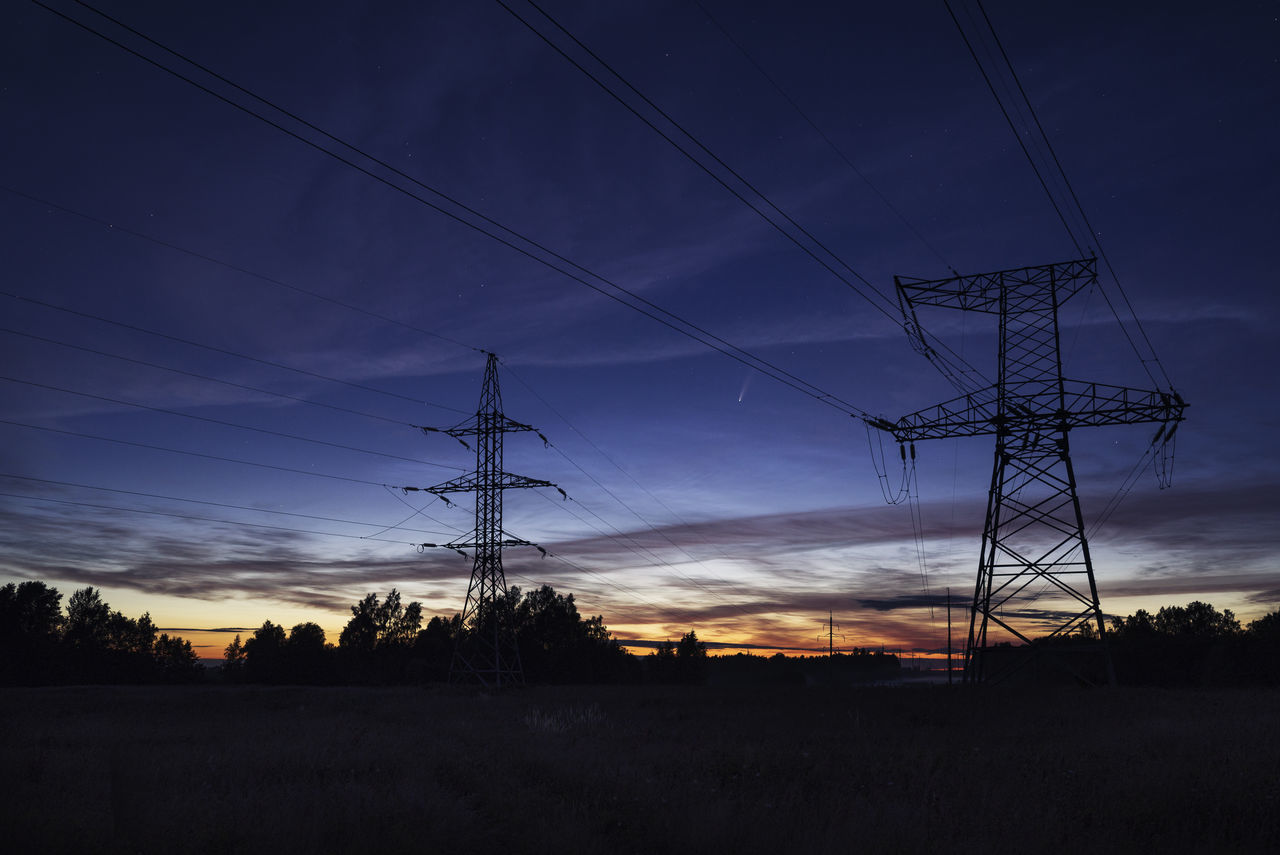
(2, 0, 1277, 662)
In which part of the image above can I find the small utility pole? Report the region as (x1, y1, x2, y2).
(817, 610, 845, 656)
(947, 587, 953, 687)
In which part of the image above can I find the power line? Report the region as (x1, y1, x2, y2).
(0, 418, 405, 489)
(691, 0, 956, 273)
(499, 0, 895, 314)
(945, 0, 1174, 392)
(1, 288, 470, 415)
(33, 0, 875, 420)
(501, 0, 993, 400)
(0, 183, 481, 356)
(0, 472, 455, 536)
(942, 0, 1085, 258)
(1, 375, 466, 472)
(0, 490, 426, 546)
(970, 0, 1174, 391)
(1, 326, 417, 429)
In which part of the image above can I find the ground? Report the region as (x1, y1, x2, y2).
(3, 683, 1277, 853)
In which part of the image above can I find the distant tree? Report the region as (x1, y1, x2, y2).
(1153, 601, 1241, 638)
(338, 590, 424, 683)
(153, 633, 201, 681)
(0, 580, 64, 684)
(116, 611, 158, 656)
(285, 622, 331, 683)
(339, 590, 423, 653)
(223, 634, 247, 680)
(677, 630, 707, 660)
(509, 585, 632, 683)
(243, 620, 288, 682)
(1110, 601, 1250, 686)
(1247, 609, 1280, 639)
(648, 630, 707, 684)
(0, 580, 63, 641)
(411, 614, 459, 682)
(64, 587, 112, 650)
(1111, 609, 1158, 639)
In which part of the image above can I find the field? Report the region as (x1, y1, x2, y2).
(3, 683, 1278, 853)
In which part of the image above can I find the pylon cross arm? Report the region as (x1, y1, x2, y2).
(878, 380, 1185, 442)
(421, 472, 556, 496)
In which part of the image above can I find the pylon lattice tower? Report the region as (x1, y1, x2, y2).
(875, 258, 1184, 684)
(417, 352, 555, 687)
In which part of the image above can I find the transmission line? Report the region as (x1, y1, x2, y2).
(0, 183, 481, 356)
(499, 0, 993, 400)
(0, 490, 431, 546)
(1, 327, 418, 429)
(33, 0, 876, 420)
(1, 375, 466, 472)
(0, 418, 410, 489)
(944, 0, 1174, 391)
(0, 472, 455, 536)
(692, 0, 956, 273)
(1, 289, 469, 415)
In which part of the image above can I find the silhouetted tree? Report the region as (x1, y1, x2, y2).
(153, 633, 201, 681)
(1110, 601, 1249, 686)
(1248, 609, 1280, 639)
(338, 590, 423, 683)
(1153, 601, 1241, 638)
(1244, 609, 1280, 684)
(677, 630, 707, 660)
(339, 590, 422, 652)
(64, 587, 111, 650)
(648, 630, 708, 684)
(285, 622, 331, 683)
(243, 620, 288, 682)
(508, 585, 632, 683)
(411, 614, 460, 682)
(0, 580, 63, 684)
(223, 634, 247, 681)
(5, 580, 201, 684)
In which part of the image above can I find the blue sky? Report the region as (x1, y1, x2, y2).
(2, 0, 1277, 659)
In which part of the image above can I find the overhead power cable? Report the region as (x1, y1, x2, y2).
(0, 472, 455, 536)
(972, 0, 1174, 392)
(34, 0, 875, 420)
(498, 0, 992, 399)
(942, 0, 1084, 258)
(1, 375, 466, 472)
(0, 418, 407, 489)
(691, 0, 956, 273)
(945, 0, 1174, 392)
(1, 326, 416, 428)
(0, 489, 432, 546)
(498, 0, 893, 313)
(0, 183, 481, 356)
(0, 289, 469, 416)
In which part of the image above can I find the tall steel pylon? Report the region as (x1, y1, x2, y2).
(872, 258, 1184, 684)
(416, 352, 557, 687)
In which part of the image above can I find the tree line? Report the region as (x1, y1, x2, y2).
(222, 584, 640, 685)
(1103, 600, 1280, 686)
(0, 581, 200, 684)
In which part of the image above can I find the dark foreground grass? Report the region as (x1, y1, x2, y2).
(2, 683, 1277, 854)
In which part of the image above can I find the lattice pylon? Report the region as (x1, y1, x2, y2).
(416, 352, 555, 688)
(876, 258, 1184, 685)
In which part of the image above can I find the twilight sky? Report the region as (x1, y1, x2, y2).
(3, 0, 1277, 661)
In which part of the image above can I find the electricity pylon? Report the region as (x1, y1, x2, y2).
(818, 611, 845, 656)
(415, 352, 557, 687)
(871, 258, 1184, 685)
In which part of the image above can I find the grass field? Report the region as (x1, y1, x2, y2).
(2, 683, 1278, 853)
